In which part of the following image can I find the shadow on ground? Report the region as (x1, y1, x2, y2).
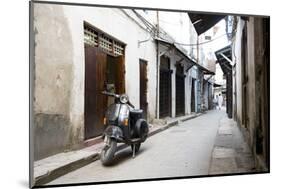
(104, 145, 148, 167)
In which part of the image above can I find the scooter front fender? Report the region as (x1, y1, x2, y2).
(103, 125, 124, 142)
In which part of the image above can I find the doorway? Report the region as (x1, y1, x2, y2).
(84, 23, 126, 140)
(84, 46, 125, 140)
(139, 59, 148, 120)
(84, 45, 107, 139)
(191, 78, 196, 112)
(176, 64, 185, 116)
(159, 56, 172, 118)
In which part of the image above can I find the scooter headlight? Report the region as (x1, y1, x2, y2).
(120, 94, 129, 104)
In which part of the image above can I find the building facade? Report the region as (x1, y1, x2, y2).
(217, 16, 270, 171)
(32, 3, 216, 160)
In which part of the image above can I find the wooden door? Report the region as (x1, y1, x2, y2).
(159, 56, 172, 118)
(114, 55, 125, 94)
(139, 59, 148, 120)
(191, 78, 196, 112)
(226, 73, 233, 118)
(84, 45, 107, 139)
(176, 64, 185, 116)
(104, 55, 125, 95)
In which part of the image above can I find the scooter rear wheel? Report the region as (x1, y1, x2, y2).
(100, 139, 117, 166)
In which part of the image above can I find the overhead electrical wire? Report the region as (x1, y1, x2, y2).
(159, 32, 231, 46)
(129, 9, 235, 47)
(132, 9, 156, 34)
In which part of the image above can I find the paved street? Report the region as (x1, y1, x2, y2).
(49, 110, 225, 185)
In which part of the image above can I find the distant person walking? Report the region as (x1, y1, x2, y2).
(213, 96, 218, 109)
(218, 94, 223, 110)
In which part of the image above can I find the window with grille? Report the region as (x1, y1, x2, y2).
(84, 24, 125, 56)
(84, 27, 98, 47)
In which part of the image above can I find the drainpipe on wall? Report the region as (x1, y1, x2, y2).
(197, 37, 199, 63)
(156, 11, 160, 119)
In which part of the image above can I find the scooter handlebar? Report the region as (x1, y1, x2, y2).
(102, 91, 134, 108)
(127, 101, 135, 109)
(101, 91, 119, 98)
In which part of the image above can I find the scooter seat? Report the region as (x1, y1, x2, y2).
(130, 138, 142, 143)
(130, 109, 143, 114)
(130, 109, 143, 120)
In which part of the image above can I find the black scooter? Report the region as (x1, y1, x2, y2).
(100, 91, 149, 165)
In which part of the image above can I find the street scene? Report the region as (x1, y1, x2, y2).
(31, 2, 269, 187)
(48, 110, 254, 185)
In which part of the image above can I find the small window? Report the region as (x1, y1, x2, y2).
(84, 24, 125, 57)
(84, 27, 98, 47)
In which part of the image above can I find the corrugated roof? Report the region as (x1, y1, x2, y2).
(188, 13, 226, 35)
(215, 45, 232, 74)
(155, 38, 215, 75)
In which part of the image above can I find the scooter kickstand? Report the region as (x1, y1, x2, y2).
(132, 144, 136, 158)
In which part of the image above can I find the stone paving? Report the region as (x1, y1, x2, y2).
(209, 116, 256, 174)
(33, 111, 256, 186)
(33, 113, 200, 186)
(47, 110, 222, 185)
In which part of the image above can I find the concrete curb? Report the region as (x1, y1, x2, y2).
(35, 153, 100, 186)
(35, 113, 201, 186)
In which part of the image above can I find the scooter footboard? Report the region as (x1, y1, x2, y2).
(103, 126, 124, 142)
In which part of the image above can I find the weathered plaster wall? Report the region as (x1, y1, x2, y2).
(137, 29, 157, 122)
(170, 52, 177, 118)
(190, 67, 199, 112)
(246, 17, 257, 148)
(253, 17, 269, 170)
(185, 68, 192, 114)
(234, 17, 258, 150)
(233, 18, 244, 127)
(34, 4, 75, 160)
(33, 4, 159, 160)
(203, 82, 209, 109)
(233, 17, 269, 171)
(33, 3, 206, 159)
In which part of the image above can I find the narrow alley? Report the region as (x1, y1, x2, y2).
(48, 110, 254, 185)
(30, 2, 270, 187)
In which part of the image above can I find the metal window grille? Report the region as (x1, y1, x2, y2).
(84, 27, 98, 47)
(113, 42, 124, 56)
(100, 35, 112, 53)
(84, 25, 124, 56)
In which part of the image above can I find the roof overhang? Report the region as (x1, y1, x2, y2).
(215, 45, 232, 74)
(155, 38, 215, 75)
(188, 13, 226, 35)
(196, 62, 215, 75)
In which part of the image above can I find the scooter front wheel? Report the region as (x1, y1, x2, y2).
(100, 138, 117, 166)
